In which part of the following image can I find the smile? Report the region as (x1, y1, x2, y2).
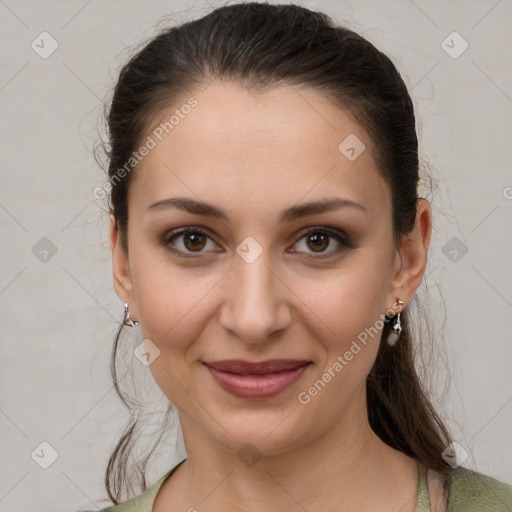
(203, 359, 312, 399)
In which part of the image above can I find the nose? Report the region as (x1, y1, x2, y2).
(218, 249, 292, 344)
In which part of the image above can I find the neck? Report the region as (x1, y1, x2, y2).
(163, 388, 419, 512)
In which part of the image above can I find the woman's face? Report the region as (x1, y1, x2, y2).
(110, 80, 425, 457)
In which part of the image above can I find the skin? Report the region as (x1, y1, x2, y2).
(110, 80, 435, 511)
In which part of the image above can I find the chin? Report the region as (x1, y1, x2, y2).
(208, 405, 315, 457)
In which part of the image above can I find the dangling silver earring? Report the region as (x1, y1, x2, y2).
(123, 302, 139, 327)
(387, 298, 404, 346)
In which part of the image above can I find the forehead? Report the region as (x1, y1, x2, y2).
(128, 80, 390, 224)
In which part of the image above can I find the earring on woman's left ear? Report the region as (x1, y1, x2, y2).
(387, 298, 404, 346)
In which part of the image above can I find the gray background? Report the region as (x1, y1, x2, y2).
(1, 0, 511, 510)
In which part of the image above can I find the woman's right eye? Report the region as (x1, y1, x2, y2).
(163, 227, 219, 258)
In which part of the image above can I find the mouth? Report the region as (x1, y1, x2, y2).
(203, 359, 312, 399)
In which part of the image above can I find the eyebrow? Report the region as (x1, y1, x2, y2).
(146, 196, 368, 223)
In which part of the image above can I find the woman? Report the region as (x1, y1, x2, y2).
(91, 3, 512, 511)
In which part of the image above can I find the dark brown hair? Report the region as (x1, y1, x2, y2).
(102, 2, 453, 505)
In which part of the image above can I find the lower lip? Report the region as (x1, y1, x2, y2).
(205, 363, 311, 399)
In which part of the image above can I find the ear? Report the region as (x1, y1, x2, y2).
(109, 213, 135, 304)
(389, 199, 432, 305)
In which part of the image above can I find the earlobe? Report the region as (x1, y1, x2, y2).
(390, 199, 432, 303)
(109, 213, 134, 302)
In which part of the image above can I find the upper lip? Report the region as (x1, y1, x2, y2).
(204, 359, 311, 375)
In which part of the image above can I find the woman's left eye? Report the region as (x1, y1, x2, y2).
(162, 226, 350, 259)
(290, 227, 349, 257)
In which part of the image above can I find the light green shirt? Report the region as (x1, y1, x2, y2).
(90, 459, 512, 511)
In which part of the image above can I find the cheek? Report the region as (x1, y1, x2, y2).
(292, 260, 391, 418)
(131, 247, 223, 357)
(292, 248, 393, 398)
(133, 260, 222, 407)
(297, 250, 393, 344)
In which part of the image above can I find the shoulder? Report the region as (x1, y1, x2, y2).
(448, 466, 512, 511)
(78, 459, 186, 512)
(91, 469, 175, 512)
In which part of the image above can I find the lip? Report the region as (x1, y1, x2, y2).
(203, 359, 312, 399)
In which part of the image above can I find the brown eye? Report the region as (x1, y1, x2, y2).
(306, 232, 330, 252)
(163, 228, 218, 258)
(291, 227, 350, 257)
(183, 231, 207, 251)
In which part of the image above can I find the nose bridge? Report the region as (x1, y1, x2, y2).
(219, 246, 289, 342)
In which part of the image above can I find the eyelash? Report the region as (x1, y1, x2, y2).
(162, 226, 352, 260)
